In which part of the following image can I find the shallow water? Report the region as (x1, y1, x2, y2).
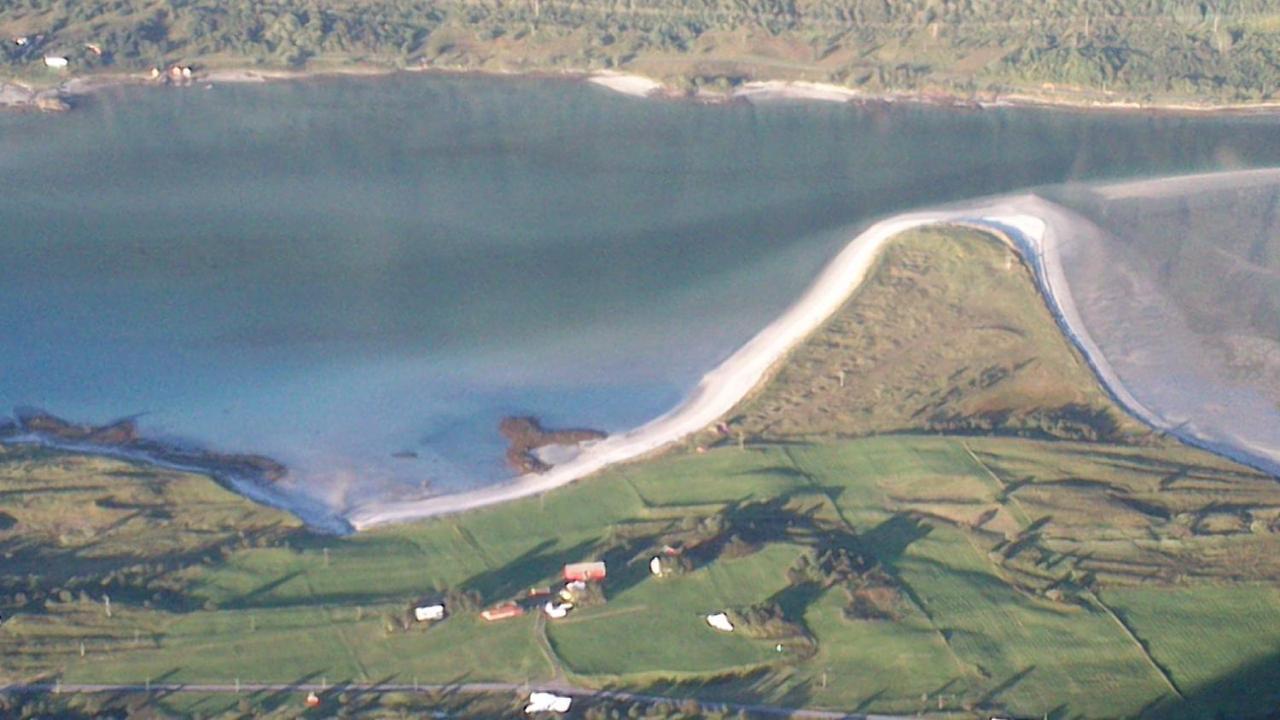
(4, 74, 1280, 518)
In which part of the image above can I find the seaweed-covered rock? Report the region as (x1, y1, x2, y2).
(499, 416, 606, 473)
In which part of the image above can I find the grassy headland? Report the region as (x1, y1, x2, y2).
(3, 227, 1280, 718)
(6, 1, 1280, 109)
(728, 226, 1149, 444)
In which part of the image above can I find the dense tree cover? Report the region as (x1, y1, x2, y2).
(3, 1, 1280, 103)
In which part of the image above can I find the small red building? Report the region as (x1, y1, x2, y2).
(563, 561, 607, 583)
(480, 602, 525, 622)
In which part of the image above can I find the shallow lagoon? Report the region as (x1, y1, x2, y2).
(3, 74, 1280, 518)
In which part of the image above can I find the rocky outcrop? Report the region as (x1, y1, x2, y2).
(0, 84, 70, 112)
(16, 409, 138, 444)
(6, 408, 286, 484)
(499, 416, 606, 474)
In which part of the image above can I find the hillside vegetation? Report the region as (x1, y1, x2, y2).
(4, 227, 1280, 718)
(729, 226, 1150, 444)
(5, 0, 1280, 105)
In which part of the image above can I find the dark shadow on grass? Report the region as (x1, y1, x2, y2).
(226, 570, 305, 608)
(461, 538, 597, 603)
(1141, 651, 1280, 720)
(860, 513, 932, 564)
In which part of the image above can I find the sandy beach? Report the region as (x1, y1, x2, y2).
(347, 201, 1039, 530)
(349, 174, 1280, 530)
(586, 71, 665, 98)
(11, 62, 1280, 117)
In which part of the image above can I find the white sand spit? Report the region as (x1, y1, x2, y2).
(350, 171, 1280, 531)
(587, 72, 664, 98)
(733, 81, 859, 103)
(349, 205, 1022, 530)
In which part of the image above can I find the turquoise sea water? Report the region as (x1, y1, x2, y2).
(4, 74, 1280, 515)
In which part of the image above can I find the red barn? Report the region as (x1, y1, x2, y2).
(480, 602, 525, 622)
(563, 561, 607, 582)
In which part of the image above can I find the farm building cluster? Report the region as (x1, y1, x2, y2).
(409, 560, 611, 629)
(407, 547, 703, 630)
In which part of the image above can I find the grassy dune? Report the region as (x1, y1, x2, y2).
(4, 228, 1280, 718)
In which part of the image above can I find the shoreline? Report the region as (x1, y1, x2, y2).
(345, 209, 977, 529)
(9, 171, 1278, 532)
(348, 172, 1280, 530)
(10, 64, 1280, 117)
(0, 411, 352, 534)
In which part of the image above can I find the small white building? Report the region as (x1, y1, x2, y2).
(543, 601, 572, 619)
(413, 604, 446, 622)
(43, 56, 69, 69)
(706, 612, 735, 632)
(525, 692, 572, 714)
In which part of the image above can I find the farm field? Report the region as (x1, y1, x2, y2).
(4, 433, 1279, 718)
(4, 228, 1280, 718)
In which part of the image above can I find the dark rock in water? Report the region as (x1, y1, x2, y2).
(86, 418, 139, 445)
(391, 450, 419, 459)
(213, 453, 289, 483)
(13, 407, 289, 485)
(0, 511, 15, 531)
(499, 416, 606, 474)
(15, 410, 138, 445)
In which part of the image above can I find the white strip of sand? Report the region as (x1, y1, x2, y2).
(587, 72, 664, 98)
(733, 80, 859, 103)
(349, 205, 1022, 530)
(349, 174, 1280, 531)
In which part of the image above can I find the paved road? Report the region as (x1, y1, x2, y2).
(0, 681, 907, 719)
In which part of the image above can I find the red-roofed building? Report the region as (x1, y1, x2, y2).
(562, 561, 607, 582)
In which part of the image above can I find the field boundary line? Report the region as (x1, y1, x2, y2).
(1087, 590, 1185, 701)
(451, 523, 498, 569)
(960, 441, 1033, 527)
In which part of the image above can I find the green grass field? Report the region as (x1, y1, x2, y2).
(4, 228, 1280, 719)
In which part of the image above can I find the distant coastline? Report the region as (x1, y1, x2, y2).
(10, 63, 1280, 117)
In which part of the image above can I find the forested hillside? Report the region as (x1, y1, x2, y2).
(3, 0, 1280, 103)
